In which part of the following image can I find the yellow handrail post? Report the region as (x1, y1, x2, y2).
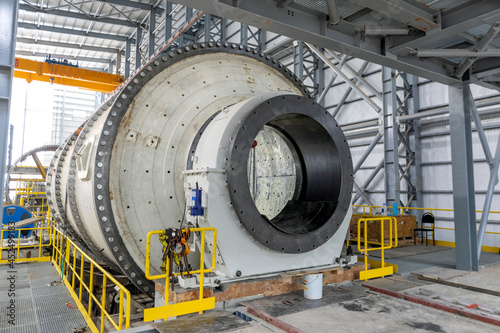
(88, 263, 94, 316)
(101, 275, 107, 332)
(65, 237, 71, 277)
(364, 219, 368, 275)
(199, 230, 205, 315)
(79, 256, 84, 302)
(38, 226, 43, 259)
(118, 290, 124, 330)
(381, 219, 385, 271)
(125, 286, 131, 329)
(72, 246, 77, 289)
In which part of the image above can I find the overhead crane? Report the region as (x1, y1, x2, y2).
(14, 57, 124, 93)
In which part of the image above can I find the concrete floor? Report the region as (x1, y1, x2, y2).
(137, 245, 500, 333)
(369, 244, 500, 274)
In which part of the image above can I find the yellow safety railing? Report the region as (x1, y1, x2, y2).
(353, 204, 500, 237)
(354, 204, 500, 218)
(15, 179, 50, 219)
(144, 227, 217, 322)
(357, 217, 397, 281)
(0, 212, 53, 264)
(51, 227, 131, 333)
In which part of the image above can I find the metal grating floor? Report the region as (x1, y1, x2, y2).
(0, 262, 88, 333)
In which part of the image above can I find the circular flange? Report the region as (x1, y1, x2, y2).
(66, 97, 123, 272)
(93, 42, 309, 296)
(226, 94, 353, 253)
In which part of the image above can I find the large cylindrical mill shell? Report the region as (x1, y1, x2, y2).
(47, 43, 353, 297)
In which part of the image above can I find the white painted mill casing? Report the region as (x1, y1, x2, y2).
(46, 43, 354, 297)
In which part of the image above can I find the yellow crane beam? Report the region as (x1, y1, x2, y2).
(14, 57, 124, 93)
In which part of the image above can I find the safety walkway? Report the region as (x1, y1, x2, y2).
(0, 262, 87, 333)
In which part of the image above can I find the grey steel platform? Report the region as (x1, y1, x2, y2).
(0, 262, 87, 333)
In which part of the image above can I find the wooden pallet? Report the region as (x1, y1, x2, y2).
(155, 264, 365, 304)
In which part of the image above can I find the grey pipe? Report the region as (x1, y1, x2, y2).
(327, 0, 340, 25)
(345, 127, 379, 139)
(414, 48, 500, 57)
(341, 119, 378, 131)
(353, 133, 382, 174)
(331, 61, 370, 118)
(352, 159, 384, 204)
(306, 43, 382, 113)
(399, 96, 500, 122)
(325, 49, 383, 100)
(317, 54, 348, 104)
(353, 181, 374, 206)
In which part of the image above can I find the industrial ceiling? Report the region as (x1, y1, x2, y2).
(14, 0, 500, 91)
(16, 0, 162, 71)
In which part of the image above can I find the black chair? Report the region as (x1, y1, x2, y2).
(413, 212, 435, 246)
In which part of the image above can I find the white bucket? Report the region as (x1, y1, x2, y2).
(303, 273, 323, 300)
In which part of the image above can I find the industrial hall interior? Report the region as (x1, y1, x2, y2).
(2, 0, 500, 332)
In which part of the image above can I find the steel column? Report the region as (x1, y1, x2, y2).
(383, 67, 401, 208)
(204, 14, 212, 42)
(410, 74, 424, 214)
(135, 27, 142, 70)
(314, 53, 324, 100)
(116, 50, 121, 75)
(185, 6, 193, 21)
(149, 9, 156, 59)
(0, 0, 19, 225)
(293, 41, 304, 81)
(241, 23, 248, 45)
(7, 124, 13, 172)
(165, 1, 172, 44)
(258, 29, 266, 51)
(449, 82, 479, 271)
(221, 18, 227, 42)
(125, 39, 131, 79)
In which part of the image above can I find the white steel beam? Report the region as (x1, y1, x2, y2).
(16, 37, 122, 54)
(18, 22, 135, 43)
(19, 3, 138, 28)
